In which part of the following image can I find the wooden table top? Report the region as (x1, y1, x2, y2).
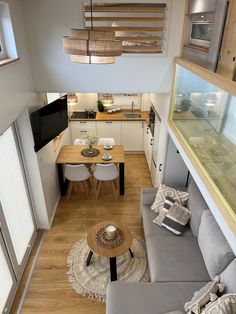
(56, 145, 125, 164)
(87, 221, 133, 258)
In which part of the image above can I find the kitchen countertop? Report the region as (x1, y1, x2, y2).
(69, 110, 149, 124)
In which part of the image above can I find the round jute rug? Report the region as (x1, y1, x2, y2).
(67, 234, 149, 302)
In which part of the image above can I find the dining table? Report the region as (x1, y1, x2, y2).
(56, 145, 125, 196)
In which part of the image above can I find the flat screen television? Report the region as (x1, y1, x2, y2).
(30, 95, 68, 152)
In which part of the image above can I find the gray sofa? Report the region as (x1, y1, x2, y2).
(106, 180, 236, 314)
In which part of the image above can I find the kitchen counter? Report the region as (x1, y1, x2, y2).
(69, 110, 149, 124)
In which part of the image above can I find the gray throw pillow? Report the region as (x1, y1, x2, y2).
(198, 210, 235, 279)
(151, 184, 189, 214)
(153, 196, 176, 226)
(161, 202, 191, 235)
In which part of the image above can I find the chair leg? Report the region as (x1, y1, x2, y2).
(96, 180, 102, 200)
(67, 181, 73, 200)
(82, 181, 89, 200)
(87, 178, 91, 189)
(112, 180, 118, 200)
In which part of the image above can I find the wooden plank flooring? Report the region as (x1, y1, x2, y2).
(15, 154, 152, 314)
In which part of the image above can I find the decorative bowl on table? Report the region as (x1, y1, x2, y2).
(104, 144, 113, 150)
(102, 153, 112, 161)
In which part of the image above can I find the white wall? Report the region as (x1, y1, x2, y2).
(0, 0, 67, 229)
(22, 0, 186, 93)
(36, 128, 71, 225)
(0, 0, 37, 135)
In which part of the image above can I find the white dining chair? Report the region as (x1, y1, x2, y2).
(98, 138, 115, 146)
(64, 164, 91, 200)
(93, 163, 119, 200)
(74, 138, 86, 145)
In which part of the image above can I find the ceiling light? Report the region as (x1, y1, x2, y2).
(102, 93, 114, 104)
(63, 0, 122, 64)
(67, 93, 78, 105)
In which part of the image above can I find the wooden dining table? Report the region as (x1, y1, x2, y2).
(56, 145, 125, 196)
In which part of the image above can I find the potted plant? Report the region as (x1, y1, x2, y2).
(97, 99, 104, 112)
(82, 133, 98, 154)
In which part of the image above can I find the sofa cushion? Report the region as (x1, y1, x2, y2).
(151, 184, 189, 214)
(146, 236, 210, 282)
(140, 187, 158, 207)
(141, 205, 193, 239)
(220, 259, 236, 293)
(198, 210, 235, 279)
(106, 282, 208, 314)
(186, 179, 208, 237)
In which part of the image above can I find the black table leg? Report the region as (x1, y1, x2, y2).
(57, 163, 69, 196)
(86, 250, 93, 266)
(119, 162, 125, 195)
(110, 257, 117, 281)
(129, 248, 134, 258)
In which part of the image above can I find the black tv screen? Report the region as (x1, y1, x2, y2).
(30, 95, 68, 152)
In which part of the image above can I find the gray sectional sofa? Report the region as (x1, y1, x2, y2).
(106, 179, 236, 314)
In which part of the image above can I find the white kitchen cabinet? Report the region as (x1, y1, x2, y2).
(70, 121, 96, 142)
(96, 121, 122, 144)
(122, 121, 144, 151)
(143, 124, 153, 170)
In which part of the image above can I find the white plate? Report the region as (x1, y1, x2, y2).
(102, 154, 112, 161)
(104, 145, 113, 150)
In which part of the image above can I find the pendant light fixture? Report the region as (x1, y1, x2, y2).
(102, 93, 114, 105)
(63, 0, 122, 64)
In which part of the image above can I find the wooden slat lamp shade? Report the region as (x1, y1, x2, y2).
(63, 28, 122, 63)
(83, 2, 167, 54)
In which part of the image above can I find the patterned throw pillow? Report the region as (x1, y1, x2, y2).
(184, 276, 225, 314)
(201, 293, 236, 314)
(161, 202, 191, 235)
(153, 196, 175, 226)
(151, 184, 189, 214)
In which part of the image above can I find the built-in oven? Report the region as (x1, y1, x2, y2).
(149, 105, 155, 137)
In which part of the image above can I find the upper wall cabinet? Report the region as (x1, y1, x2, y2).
(169, 58, 236, 235)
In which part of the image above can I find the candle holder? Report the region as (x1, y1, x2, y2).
(105, 224, 117, 240)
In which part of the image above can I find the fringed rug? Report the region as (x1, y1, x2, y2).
(67, 234, 149, 302)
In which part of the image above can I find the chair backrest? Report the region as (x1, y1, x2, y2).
(93, 163, 119, 181)
(64, 164, 90, 181)
(98, 138, 115, 146)
(74, 138, 86, 145)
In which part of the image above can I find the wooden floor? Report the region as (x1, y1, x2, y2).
(16, 154, 152, 314)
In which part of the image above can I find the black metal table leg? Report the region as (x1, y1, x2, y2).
(86, 250, 93, 266)
(110, 257, 117, 281)
(57, 163, 69, 196)
(129, 248, 134, 258)
(119, 162, 125, 195)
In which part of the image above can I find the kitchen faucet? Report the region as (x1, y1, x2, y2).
(131, 101, 134, 113)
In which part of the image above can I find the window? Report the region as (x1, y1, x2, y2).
(0, 2, 18, 65)
(83, 2, 168, 54)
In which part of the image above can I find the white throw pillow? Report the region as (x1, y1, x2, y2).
(201, 293, 236, 314)
(151, 184, 189, 214)
(184, 276, 225, 314)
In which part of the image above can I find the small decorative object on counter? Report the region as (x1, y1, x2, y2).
(105, 224, 117, 240)
(97, 100, 104, 112)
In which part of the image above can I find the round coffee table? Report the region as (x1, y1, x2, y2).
(86, 221, 134, 281)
